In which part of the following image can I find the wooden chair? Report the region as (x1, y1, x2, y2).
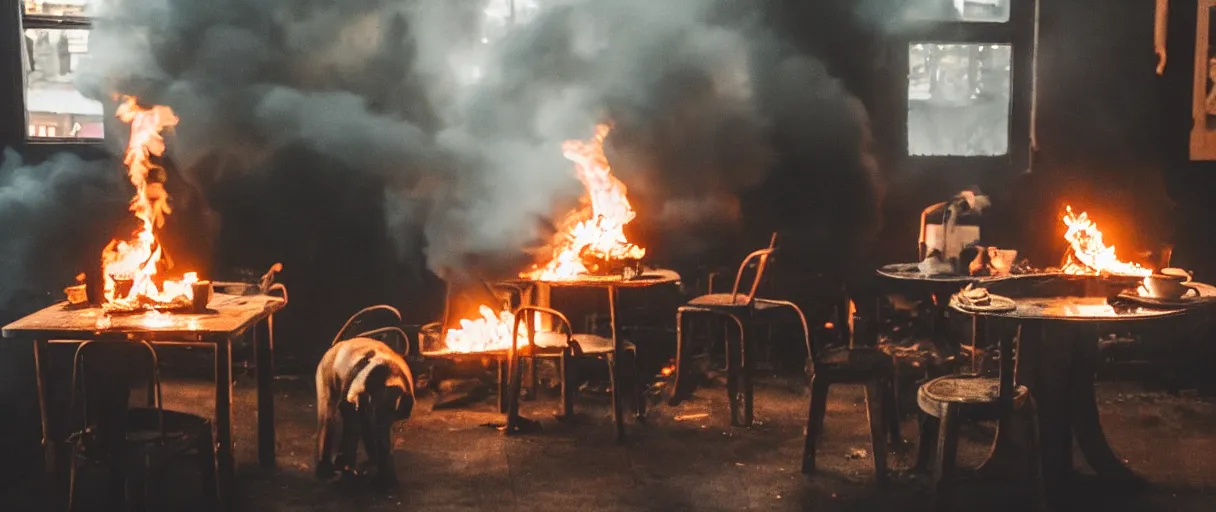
(915, 322, 1044, 511)
(667, 233, 812, 427)
(66, 340, 217, 512)
(800, 295, 901, 481)
(504, 306, 644, 439)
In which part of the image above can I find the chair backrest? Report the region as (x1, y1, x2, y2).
(729, 232, 780, 304)
(331, 305, 403, 347)
(70, 340, 165, 451)
(509, 305, 573, 359)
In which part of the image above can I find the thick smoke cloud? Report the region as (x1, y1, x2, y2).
(57, 0, 875, 285)
(0, 150, 126, 307)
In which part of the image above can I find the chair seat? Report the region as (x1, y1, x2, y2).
(685, 293, 751, 308)
(917, 375, 1029, 419)
(528, 332, 620, 357)
(73, 408, 211, 460)
(815, 346, 893, 377)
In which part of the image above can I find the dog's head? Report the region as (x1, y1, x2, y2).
(348, 358, 415, 421)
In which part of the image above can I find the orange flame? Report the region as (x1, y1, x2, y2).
(444, 305, 541, 353)
(100, 96, 198, 311)
(522, 124, 645, 280)
(1060, 206, 1151, 277)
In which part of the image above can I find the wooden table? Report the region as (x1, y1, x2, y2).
(2, 293, 285, 506)
(950, 294, 1187, 499)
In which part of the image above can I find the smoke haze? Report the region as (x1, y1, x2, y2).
(2, 0, 878, 304)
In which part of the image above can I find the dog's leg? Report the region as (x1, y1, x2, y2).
(316, 374, 343, 479)
(362, 408, 397, 488)
(336, 402, 362, 475)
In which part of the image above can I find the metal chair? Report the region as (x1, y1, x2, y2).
(331, 304, 409, 356)
(504, 306, 644, 438)
(800, 297, 902, 482)
(66, 340, 217, 512)
(915, 322, 1044, 511)
(667, 233, 812, 427)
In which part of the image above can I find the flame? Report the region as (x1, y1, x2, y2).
(1060, 206, 1152, 277)
(100, 96, 198, 311)
(522, 124, 645, 281)
(444, 305, 541, 353)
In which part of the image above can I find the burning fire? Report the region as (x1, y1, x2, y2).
(100, 96, 198, 312)
(444, 305, 541, 353)
(522, 124, 645, 281)
(1060, 206, 1152, 277)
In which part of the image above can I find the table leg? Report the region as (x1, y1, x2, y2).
(215, 338, 234, 507)
(1071, 325, 1142, 484)
(607, 286, 625, 440)
(255, 316, 277, 469)
(33, 339, 55, 481)
(1020, 322, 1076, 496)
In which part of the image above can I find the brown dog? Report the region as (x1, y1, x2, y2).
(315, 336, 414, 486)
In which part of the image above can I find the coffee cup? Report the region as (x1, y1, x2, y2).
(1141, 273, 1198, 300)
(192, 281, 213, 312)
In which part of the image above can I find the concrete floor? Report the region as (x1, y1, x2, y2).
(7, 370, 1216, 511)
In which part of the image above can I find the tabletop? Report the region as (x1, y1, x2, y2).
(506, 268, 682, 289)
(876, 263, 980, 284)
(950, 295, 1186, 322)
(2, 293, 286, 342)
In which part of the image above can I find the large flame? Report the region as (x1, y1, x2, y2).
(100, 96, 198, 311)
(1060, 206, 1152, 276)
(444, 305, 540, 353)
(522, 124, 645, 281)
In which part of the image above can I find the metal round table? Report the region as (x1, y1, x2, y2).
(500, 269, 682, 438)
(950, 294, 1189, 496)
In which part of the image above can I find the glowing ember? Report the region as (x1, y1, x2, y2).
(522, 124, 645, 281)
(100, 96, 198, 312)
(444, 305, 540, 353)
(1060, 206, 1152, 277)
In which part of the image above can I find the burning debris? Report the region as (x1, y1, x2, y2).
(98, 97, 202, 313)
(1060, 206, 1152, 277)
(443, 305, 540, 354)
(522, 125, 646, 281)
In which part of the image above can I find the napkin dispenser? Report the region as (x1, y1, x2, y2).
(918, 190, 988, 274)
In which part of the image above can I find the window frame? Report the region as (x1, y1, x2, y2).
(893, 0, 1036, 174)
(17, 3, 107, 146)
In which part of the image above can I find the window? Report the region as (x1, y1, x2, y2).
(21, 1, 104, 141)
(908, 0, 1011, 23)
(900, 0, 1029, 160)
(908, 43, 1011, 156)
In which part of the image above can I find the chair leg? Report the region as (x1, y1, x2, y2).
(914, 412, 938, 473)
(627, 348, 647, 421)
(801, 374, 830, 474)
(932, 403, 961, 511)
(738, 318, 754, 427)
(864, 380, 889, 482)
(884, 373, 902, 444)
(199, 428, 218, 511)
(668, 309, 693, 406)
(497, 358, 510, 414)
(526, 356, 539, 402)
(725, 319, 742, 427)
(558, 351, 575, 419)
(607, 355, 625, 441)
(67, 446, 80, 512)
(1021, 402, 1047, 512)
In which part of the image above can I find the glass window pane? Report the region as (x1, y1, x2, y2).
(907, 0, 1010, 23)
(23, 0, 95, 16)
(907, 43, 1011, 156)
(23, 28, 104, 139)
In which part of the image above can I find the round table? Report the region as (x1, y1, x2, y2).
(950, 294, 1189, 496)
(500, 269, 682, 438)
